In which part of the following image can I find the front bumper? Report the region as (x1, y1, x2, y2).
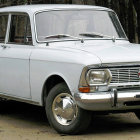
(74, 89, 140, 111)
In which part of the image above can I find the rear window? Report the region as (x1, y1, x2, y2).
(0, 14, 8, 43)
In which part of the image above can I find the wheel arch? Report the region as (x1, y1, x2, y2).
(41, 74, 70, 106)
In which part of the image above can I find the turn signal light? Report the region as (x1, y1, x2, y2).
(79, 87, 90, 93)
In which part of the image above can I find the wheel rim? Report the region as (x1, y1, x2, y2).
(52, 93, 78, 126)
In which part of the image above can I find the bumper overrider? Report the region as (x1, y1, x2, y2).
(74, 89, 140, 111)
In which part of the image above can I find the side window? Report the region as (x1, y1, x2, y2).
(8, 14, 32, 45)
(0, 14, 8, 43)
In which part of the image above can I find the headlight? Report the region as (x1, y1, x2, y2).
(86, 69, 111, 86)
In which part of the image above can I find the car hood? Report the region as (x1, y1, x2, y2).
(56, 40, 140, 65)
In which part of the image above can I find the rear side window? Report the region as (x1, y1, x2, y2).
(8, 14, 32, 45)
(0, 14, 8, 43)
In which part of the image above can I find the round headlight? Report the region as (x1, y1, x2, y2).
(86, 69, 111, 85)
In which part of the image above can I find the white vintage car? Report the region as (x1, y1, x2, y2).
(0, 4, 140, 134)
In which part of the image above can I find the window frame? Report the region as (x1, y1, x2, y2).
(34, 9, 128, 43)
(6, 12, 33, 46)
(0, 13, 9, 44)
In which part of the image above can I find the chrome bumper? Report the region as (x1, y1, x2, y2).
(74, 90, 140, 111)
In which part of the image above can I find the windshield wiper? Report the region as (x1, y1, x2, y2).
(45, 34, 84, 43)
(79, 32, 116, 42)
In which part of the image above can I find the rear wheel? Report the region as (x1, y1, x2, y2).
(45, 82, 91, 134)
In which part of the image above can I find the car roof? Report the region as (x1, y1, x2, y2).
(0, 4, 112, 14)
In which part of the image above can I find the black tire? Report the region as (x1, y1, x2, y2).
(45, 82, 91, 134)
(135, 111, 140, 119)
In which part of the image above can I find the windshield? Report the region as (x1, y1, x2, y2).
(35, 10, 127, 42)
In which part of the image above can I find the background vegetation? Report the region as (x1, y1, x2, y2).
(0, 0, 140, 43)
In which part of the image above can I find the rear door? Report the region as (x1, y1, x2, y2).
(0, 13, 33, 99)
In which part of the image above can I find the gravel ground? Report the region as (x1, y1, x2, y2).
(0, 100, 140, 140)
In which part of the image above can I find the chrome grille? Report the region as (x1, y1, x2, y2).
(110, 67, 140, 84)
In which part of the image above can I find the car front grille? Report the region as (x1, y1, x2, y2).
(110, 67, 140, 84)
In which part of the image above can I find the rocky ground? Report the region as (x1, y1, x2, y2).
(0, 100, 140, 140)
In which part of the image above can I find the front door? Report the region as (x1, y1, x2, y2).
(0, 13, 33, 99)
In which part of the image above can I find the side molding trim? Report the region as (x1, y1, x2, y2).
(0, 93, 40, 106)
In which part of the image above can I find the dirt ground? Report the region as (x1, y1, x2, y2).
(0, 101, 140, 140)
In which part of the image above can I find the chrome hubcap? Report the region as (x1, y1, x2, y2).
(52, 93, 78, 126)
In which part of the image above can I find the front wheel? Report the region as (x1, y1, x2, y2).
(134, 111, 140, 120)
(45, 83, 91, 134)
